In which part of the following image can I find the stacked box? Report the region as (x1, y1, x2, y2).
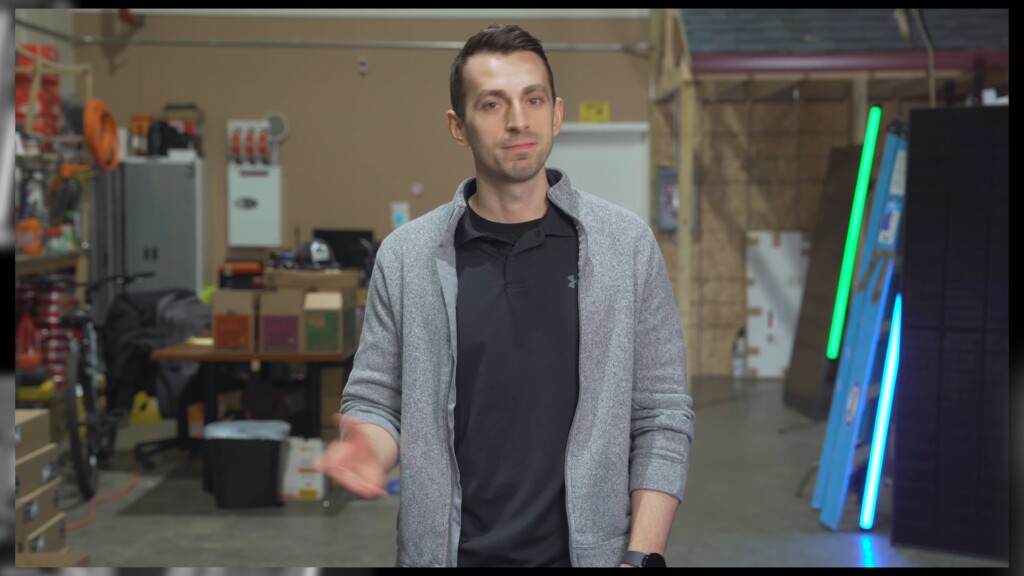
(212, 290, 259, 351)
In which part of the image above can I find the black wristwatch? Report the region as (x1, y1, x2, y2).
(622, 551, 667, 568)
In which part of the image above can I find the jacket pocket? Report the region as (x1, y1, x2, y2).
(573, 532, 629, 567)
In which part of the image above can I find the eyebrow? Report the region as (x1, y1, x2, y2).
(474, 84, 550, 106)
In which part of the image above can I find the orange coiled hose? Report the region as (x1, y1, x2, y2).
(84, 98, 121, 172)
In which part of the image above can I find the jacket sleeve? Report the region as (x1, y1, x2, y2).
(340, 245, 403, 449)
(629, 228, 695, 502)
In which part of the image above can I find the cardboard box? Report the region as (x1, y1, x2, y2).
(299, 289, 360, 352)
(304, 292, 344, 354)
(17, 512, 66, 554)
(261, 289, 306, 353)
(14, 478, 61, 543)
(263, 268, 361, 291)
(21, 395, 69, 447)
(15, 443, 59, 498)
(212, 289, 258, 351)
(15, 548, 89, 567)
(15, 409, 51, 459)
(281, 437, 327, 501)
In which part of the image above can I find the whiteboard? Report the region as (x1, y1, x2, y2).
(547, 122, 650, 224)
(746, 230, 810, 379)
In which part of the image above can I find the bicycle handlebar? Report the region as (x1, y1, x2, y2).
(95, 271, 156, 292)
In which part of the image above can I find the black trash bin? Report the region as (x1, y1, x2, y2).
(204, 420, 290, 509)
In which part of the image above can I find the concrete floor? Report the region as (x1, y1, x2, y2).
(51, 377, 1008, 568)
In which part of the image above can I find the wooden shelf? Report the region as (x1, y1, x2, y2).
(15, 250, 87, 277)
(16, 250, 90, 303)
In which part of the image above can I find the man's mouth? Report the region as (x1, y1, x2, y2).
(504, 142, 536, 151)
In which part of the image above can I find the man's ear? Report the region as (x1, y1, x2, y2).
(446, 110, 470, 148)
(552, 97, 564, 138)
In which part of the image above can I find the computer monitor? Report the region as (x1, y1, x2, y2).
(312, 228, 375, 270)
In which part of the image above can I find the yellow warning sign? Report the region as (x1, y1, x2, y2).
(579, 101, 610, 122)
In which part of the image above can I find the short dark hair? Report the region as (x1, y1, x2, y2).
(449, 23, 556, 120)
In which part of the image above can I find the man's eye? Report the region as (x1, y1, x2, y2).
(483, 102, 499, 110)
(529, 97, 543, 105)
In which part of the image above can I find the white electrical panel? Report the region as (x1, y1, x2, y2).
(228, 164, 281, 247)
(745, 230, 810, 379)
(227, 119, 283, 247)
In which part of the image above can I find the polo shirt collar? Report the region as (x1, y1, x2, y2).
(454, 172, 577, 248)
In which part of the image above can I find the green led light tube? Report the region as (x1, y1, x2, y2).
(826, 106, 882, 360)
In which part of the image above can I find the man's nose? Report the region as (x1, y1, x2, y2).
(507, 101, 529, 132)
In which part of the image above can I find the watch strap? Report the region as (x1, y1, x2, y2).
(622, 550, 649, 567)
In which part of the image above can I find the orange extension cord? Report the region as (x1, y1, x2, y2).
(65, 470, 141, 532)
(83, 98, 121, 172)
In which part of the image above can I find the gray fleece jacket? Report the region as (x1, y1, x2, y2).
(340, 169, 694, 567)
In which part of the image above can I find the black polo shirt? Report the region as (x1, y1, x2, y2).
(453, 182, 580, 567)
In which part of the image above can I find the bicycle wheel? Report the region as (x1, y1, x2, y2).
(64, 338, 99, 500)
(85, 322, 118, 460)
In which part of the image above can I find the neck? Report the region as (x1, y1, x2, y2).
(469, 171, 549, 223)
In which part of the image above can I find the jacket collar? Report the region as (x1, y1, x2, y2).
(442, 168, 581, 247)
(454, 177, 577, 247)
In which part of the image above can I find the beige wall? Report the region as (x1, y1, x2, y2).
(66, 12, 954, 377)
(71, 13, 650, 286)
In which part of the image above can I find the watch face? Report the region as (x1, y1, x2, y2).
(643, 553, 667, 568)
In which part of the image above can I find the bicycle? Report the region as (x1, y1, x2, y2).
(15, 270, 155, 500)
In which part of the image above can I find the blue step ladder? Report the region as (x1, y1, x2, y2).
(812, 119, 909, 531)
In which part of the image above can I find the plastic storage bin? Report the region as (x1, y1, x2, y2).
(204, 420, 290, 509)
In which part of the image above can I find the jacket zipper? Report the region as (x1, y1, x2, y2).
(564, 218, 586, 567)
(442, 205, 463, 568)
(444, 353, 457, 566)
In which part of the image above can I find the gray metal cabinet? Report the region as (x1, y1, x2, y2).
(90, 156, 205, 322)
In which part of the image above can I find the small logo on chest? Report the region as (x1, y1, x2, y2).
(568, 274, 578, 289)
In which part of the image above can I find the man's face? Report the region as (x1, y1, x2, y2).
(447, 51, 563, 186)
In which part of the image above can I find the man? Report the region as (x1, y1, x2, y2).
(316, 23, 694, 568)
